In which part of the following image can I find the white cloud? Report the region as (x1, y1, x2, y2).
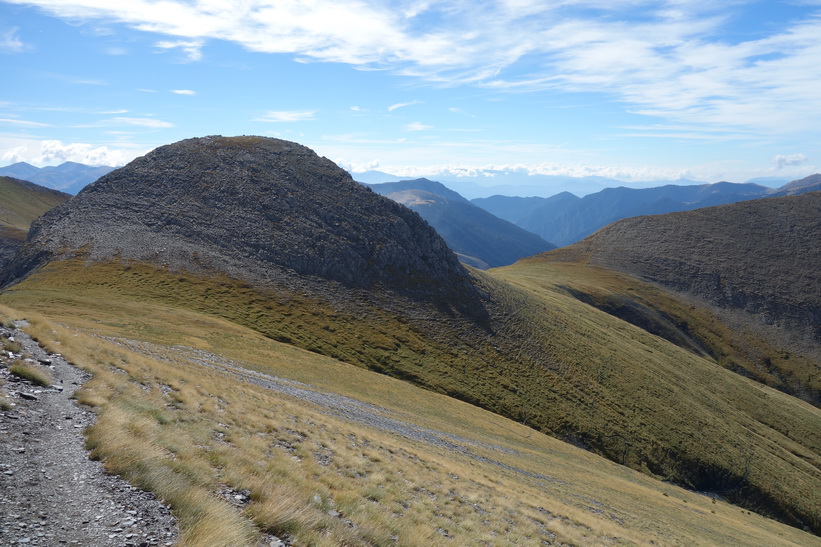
(5, 0, 821, 136)
(335, 158, 381, 173)
(405, 121, 432, 131)
(155, 39, 203, 61)
(2, 146, 29, 163)
(171, 89, 197, 95)
(0, 138, 145, 166)
(388, 100, 422, 112)
(380, 162, 695, 182)
(0, 27, 26, 53)
(772, 153, 808, 169)
(254, 110, 317, 122)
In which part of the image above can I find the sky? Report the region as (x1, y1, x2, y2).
(1, 0, 820, 188)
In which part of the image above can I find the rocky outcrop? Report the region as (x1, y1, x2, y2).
(2, 136, 485, 316)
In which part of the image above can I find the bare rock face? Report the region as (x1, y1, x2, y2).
(2, 136, 484, 315)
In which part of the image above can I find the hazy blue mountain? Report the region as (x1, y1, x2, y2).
(0, 162, 41, 181)
(0, 161, 116, 194)
(365, 178, 471, 204)
(515, 182, 776, 247)
(471, 192, 581, 224)
(386, 189, 555, 269)
(367, 179, 556, 268)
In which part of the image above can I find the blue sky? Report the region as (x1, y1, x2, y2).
(1, 0, 819, 187)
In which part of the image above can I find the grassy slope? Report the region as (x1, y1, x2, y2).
(0, 175, 69, 231)
(2, 258, 820, 538)
(1, 278, 819, 546)
(512, 258, 820, 405)
(486, 261, 821, 532)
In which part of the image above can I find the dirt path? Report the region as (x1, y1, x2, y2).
(0, 323, 178, 547)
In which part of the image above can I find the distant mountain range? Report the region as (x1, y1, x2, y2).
(3, 160, 818, 256)
(0, 161, 116, 195)
(474, 174, 821, 247)
(367, 179, 555, 268)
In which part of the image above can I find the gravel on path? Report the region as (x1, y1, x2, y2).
(0, 323, 179, 547)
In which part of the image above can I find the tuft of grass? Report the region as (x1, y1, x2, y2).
(0, 397, 13, 411)
(9, 361, 52, 386)
(2, 337, 22, 354)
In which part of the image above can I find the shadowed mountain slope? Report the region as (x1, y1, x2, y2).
(0, 176, 70, 266)
(549, 192, 821, 346)
(1, 137, 819, 534)
(369, 183, 555, 268)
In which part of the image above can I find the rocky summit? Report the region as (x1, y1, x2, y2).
(2, 136, 483, 315)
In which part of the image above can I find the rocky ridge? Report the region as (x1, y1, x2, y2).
(2, 136, 484, 318)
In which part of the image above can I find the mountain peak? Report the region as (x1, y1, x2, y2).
(4, 136, 485, 315)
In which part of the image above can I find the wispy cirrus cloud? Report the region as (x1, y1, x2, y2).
(0, 27, 26, 52)
(106, 117, 174, 128)
(0, 118, 51, 127)
(171, 89, 196, 95)
(5, 0, 821, 137)
(155, 39, 203, 61)
(254, 110, 317, 122)
(388, 100, 422, 112)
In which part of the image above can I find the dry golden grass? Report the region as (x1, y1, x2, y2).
(9, 360, 52, 386)
(0, 295, 817, 546)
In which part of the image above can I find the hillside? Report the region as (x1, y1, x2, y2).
(0, 176, 70, 266)
(1, 136, 819, 538)
(368, 181, 555, 268)
(542, 192, 821, 403)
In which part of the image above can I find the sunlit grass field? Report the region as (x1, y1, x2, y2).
(1, 257, 819, 545)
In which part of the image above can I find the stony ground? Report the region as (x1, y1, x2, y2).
(0, 322, 178, 547)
